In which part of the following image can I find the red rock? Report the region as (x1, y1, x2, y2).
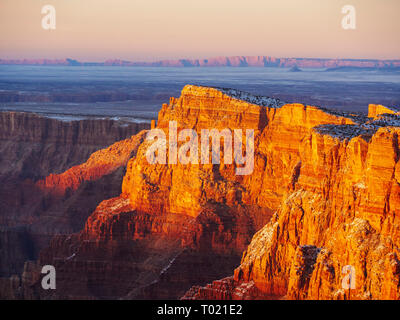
(187, 105, 400, 300)
(25, 85, 377, 299)
(6, 86, 400, 300)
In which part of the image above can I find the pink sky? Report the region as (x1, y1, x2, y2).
(0, 0, 399, 61)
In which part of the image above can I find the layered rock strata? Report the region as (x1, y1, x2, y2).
(183, 102, 400, 300)
(3, 85, 399, 300)
(14, 85, 382, 300)
(0, 112, 148, 277)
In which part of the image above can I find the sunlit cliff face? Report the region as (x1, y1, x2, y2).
(2, 85, 400, 300)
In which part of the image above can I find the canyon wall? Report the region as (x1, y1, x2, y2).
(10, 85, 383, 300)
(183, 105, 400, 300)
(2, 86, 399, 300)
(0, 111, 149, 233)
(0, 112, 149, 277)
(0, 111, 148, 180)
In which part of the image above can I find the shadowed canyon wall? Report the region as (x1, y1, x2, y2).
(0, 112, 149, 277)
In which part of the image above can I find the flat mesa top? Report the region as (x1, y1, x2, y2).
(314, 124, 376, 140)
(217, 87, 285, 108)
(183, 85, 285, 108)
(314, 116, 400, 140)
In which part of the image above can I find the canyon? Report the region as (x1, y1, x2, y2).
(0, 86, 399, 300)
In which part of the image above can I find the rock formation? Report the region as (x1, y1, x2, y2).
(368, 104, 400, 119)
(2, 86, 400, 300)
(0, 112, 148, 277)
(183, 102, 400, 300)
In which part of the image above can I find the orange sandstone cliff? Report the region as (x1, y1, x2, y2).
(183, 103, 400, 300)
(3, 85, 400, 300)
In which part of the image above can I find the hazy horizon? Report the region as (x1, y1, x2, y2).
(1, 54, 400, 63)
(0, 0, 399, 61)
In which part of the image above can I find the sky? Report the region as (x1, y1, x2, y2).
(0, 0, 399, 61)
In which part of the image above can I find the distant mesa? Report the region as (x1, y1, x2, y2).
(1, 56, 400, 69)
(288, 65, 302, 72)
(66, 58, 81, 66)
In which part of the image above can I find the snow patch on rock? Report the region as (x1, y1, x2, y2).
(213, 87, 285, 108)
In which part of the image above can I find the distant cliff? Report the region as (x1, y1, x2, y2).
(1, 56, 400, 69)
